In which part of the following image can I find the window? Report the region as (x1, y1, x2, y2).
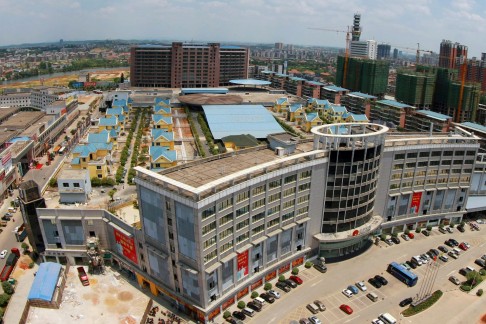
(219, 213, 233, 225)
(282, 211, 294, 221)
(236, 191, 249, 203)
(431, 151, 441, 157)
(89, 231, 96, 237)
(252, 212, 265, 223)
(267, 205, 280, 216)
(218, 198, 233, 211)
(202, 206, 216, 220)
(407, 152, 417, 159)
(282, 200, 295, 209)
(297, 195, 310, 204)
(204, 250, 218, 263)
(73, 183, 80, 188)
(202, 221, 216, 235)
(419, 152, 430, 158)
(268, 218, 279, 228)
(62, 183, 69, 188)
(252, 198, 265, 210)
(300, 170, 312, 179)
(268, 192, 281, 203)
(203, 236, 217, 249)
(269, 179, 281, 189)
(284, 174, 297, 184)
(252, 185, 265, 195)
(283, 187, 296, 197)
(236, 232, 249, 243)
(236, 219, 249, 231)
(219, 228, 233, 240)
(299, 183, 311, 191)
(466, 151, 476, 156)
(96, 166, 102, 170)
(236, 205, 249, 217)
(252, 224, 265, 235)
(395, 153, 405, 160)
(297, 206, 308, 216)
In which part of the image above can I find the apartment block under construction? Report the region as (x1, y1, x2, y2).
(336, 56, 389, 97)
(395, 72, 435, 108)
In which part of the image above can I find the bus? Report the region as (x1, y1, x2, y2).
(58, 146, 66, 156)
(387, 262, 418, 287)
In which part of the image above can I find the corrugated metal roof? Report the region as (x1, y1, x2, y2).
(460, 122, 486, 134)
(149, 146, 177, 162)
(181, 88, 229, 95)
(229, 79, 271, 85)
(347, 92, 377, 99)
(416, 110, 451, 121)
(377, 99, 413, 109)
(99, 117, 118, 126)
(202, 105, 284, 139)
(323, 85, 349, 92)
(28, 262, 62, 302)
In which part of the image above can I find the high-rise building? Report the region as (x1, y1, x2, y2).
(395, 71, 435, 108)
(130, 43, 249, 88)
(439, 40, 468, 69)
(393, 48, 399, 59)
(336, 56, 389, 96)
(352, 13, 362, 41)
(350, 40, 377, 60)
(19, 180, 47, 253)
(377, 44, 391, 59)
(275, 42, 284, 50)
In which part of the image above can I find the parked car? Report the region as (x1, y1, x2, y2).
(267, 289, 281, 299)
(1, 216, 10, 221)
(446, 227, 454, 233)
(374, 275, 388, 286)
(449, 276, 461, 285)
(401, 262, 411, 271)
(284, 279, 297, 288)
(347, 285, 359, 295)
(408, 232, 415, 239)
(342, 289, 353, 298)
(481, 254, 486, 261)
(247, 301, 262, 312)
(438, 227, 447, 234)
(0, 250, 7, 259)
(355, 281, 367, 291)
(299, 319, 311, 324)
(439, 255, 449, 262)
(464, 242, 471, 249)
(313, 300, 326, 311)
(475, 258, 486, 267)
(406, 260, 417, 269)
(232, 311, 246, 321)
(276, 281, 291, 292)
(457, 226, 465, 233)
(449, 238, 459, 246)
(401, 234, 410, 241)
(420, 254, 430, 263)
(459, 242, 469, 251)
(308, 316, 321, 324)
(448, 251, 459, 259)
(391, 237, 401, 244)
(314, 263, 327, 273)
(289, 275, 303, 285)
(470, 222, 480, 231)
(438, 245, 449, 253)
(399, 297, 413, 307)
(339, 304, 353, 315)
(371, 319, 385, 324)
(385, 239, 394, 246)
(4, 213, 12, 217)
(368, 277, 382, 288)
(422, 230, 430, 237)
(459, 267, 475, 276)
(260, 293, 275, 303)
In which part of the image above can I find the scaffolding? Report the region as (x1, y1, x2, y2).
(86, 236, 105, 275)
(395, 71, 435, 108)
(336, 56, 389, 97)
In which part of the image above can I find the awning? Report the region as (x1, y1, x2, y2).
(466, 196, 486, 213)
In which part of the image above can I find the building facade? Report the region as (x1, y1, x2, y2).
(439, 40, 468, 69)
(130, 43, 249, 88)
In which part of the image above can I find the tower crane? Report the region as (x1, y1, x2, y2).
(390, 43, 434, 64)
(308, 27, 351, 88)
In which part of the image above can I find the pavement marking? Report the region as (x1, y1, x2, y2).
(447, 270, 456, 276)
(344, 315, 360, 323)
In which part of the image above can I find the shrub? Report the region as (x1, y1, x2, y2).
(404, 228, 410, 234)
(460, 221, 466, 227)
(477, 289, 484, 296)
(380, 234, 387, 241)
(415, 227, 422, 233)
(0, 294, 11, 307)
(1, 282, 13, 295)
(391, 232, 398, 238)
(264, 283, 272, 291)
(21, 243, 29, 253)
(426, 225, 432, 231)
(439, 224, 444, 229)
(305, 261, 313, 268)
(28, 262, 34, 269)
(278, 275, 285, 282)
(402, 290, 443, 317)
(291, 267, 299, 275)
(48, 177, 58, 188)
(237, 301, 246, 309)
(223, 311, 231, 319)
(460, 285, 472, 291)
(251, 291, 259, 299)
(449, 222, 455, 228)
(480, 269, 486, 276)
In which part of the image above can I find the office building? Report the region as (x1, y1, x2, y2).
(275, 42, 284, 50)
(352, 13, 361, 41)
(350, 40, 377, 60)
(130, 43, 249, 88)
(439, 40, 468, 69)
(377, 44, 391, 60)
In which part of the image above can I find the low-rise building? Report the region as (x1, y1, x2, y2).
(57, 169, 92, 204)
(151, 129, 175, 149)
(149, 146, 177, 170)
(71, 142, 112, 179)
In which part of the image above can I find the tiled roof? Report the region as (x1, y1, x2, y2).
(152, 115, 173, 125)
(99, 117, 118, 126)
(305, 112, 321, 122)
(149, 146, 177, 162)
(106, 107, 123, 116)
(87, 132, 109, 144)
(113, 99, 127, 107)
(155, 98, 171, 106)
(151, 129, 174, 141)
(154, 106, 172, 114)
(289, 103, 303, 112)
(71, 157, 80, 165)
(276, 97, 289, 105)
(73, 143, 113, 157)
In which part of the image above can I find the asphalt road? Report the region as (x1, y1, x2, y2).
(243, 227, 486, 324)
(0, 198, 27, 274)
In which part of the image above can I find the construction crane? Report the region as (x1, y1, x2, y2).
(390, 43, 434, 65)
(308, 27, 351, 87)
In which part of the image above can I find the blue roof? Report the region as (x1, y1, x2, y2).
(290, 77, 306, 81)
(8, 136, 32, 143)
(106, 107, 124, 116)
(305, 112, 320, 122)
(151, 129, 174, 141)
(305, 81, 325, 86)
(28, 262, 62, 302)
(289, 103, 303, 112)
(328, 125, 349, 135)
(109, 129, 118, 138)
(460, 122, 486, 134)
(88, 132, 109, 144)
(416, 110, 451, 121)
(150, 146, 177, 162)
(73, 143, 112, 157)
(112, 99, 127, 107)
(330, 105, 348, 113)
(229, 79, 271, 86)
(349, 113, 369, 121)
(308, 98, 330, 106)
(348, 92, 377, 99)
(324, 85, 349, 92)
(221, 45, 244, 49)
(71, 157, 80, 165)
(378, 99, 413, 109)
(154, 106, 171, 114)
(181, 88, 229, 95)
(155, 98, 171, 106)
(276, 97, 289, 105)
(99, 117, 118, 126)
(152, 115, 173, 125)
(202, 105, 284, 139)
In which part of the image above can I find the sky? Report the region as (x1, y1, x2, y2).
(0, 0, 485, 57)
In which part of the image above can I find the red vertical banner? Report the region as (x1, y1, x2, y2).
(410, 192, 422, 214)
(236, 250, 249, 280)
(114, 228, 138, 264)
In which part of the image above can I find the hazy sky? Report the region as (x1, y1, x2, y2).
(1, 0, 485, 57)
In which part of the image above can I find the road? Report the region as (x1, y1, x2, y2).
(0, 197, 27, 273)
(244, 228, 486, 324)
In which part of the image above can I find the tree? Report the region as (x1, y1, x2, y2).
(1, 282, 13, 295)
(251, 291, 259, 298)
(426, 225, 432, 231)
(0, 293, 11, 307)
(48, 177, 58, 188)
(120, 73, 125, 84)
(264, 283, 272, 290)
(292, 267, 299, 275)
(21, 243, 29, 253)
(278, 275, 285, 282)
(223, 311, 231, 319)
(108, 189, 116, 201)
(237, 301, 246, 309)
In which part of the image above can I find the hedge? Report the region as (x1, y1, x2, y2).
(402, 290, 443, 317)
(237, 301, 246, 309)
(305, 261, 313, 268)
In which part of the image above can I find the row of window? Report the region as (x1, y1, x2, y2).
(393, 160, 474, 170)
(395, 150, 476, 160)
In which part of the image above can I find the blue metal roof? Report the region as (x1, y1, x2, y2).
(202, 105, 284, 139)
(181, 88, 229, 95)
(330, 105, 347, 113)
(229, 79, 271, 86)
(155, 98, 171, 106)
(328, 125, 349, 135)
(155, 106, 171, 114)
(8, 136, 32, 143)
(151, 129, 174, 141)
(460, 122, 486, 134)
(221, 45, 244, 49)
(152, 115, 173, 125)
(73, 143, 112, 157)
(28, 262, 62, 302)
(305, 112, 321, 122)
(88, 132, 109, 144)
(348, 92, 377, 99)
(416, 110, 451, 121)
(377, 99, 413, 109)
(106, 107, 124, 116)
(276, 97, 289, 105)
(306, 81, 325, 86)
(324, 85, 349, 92)
(290, 77, 306, 81)
(71, 157, 80, 165)
(289, 103, 303, 112)
(112, 99, 127, 107)
(149, 146, 177, 162)
(349, 113, 369, 121)
(308, 98, 330, 106)
(99, 117, 118, 126)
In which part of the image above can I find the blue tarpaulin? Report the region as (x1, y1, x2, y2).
(28, 262, 62, 302)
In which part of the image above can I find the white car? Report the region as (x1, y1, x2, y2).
(355, 281, 367, 291)
(267, 289, 281, 299)
(446, 227, 454, 233)
(464, 242, 471, 249)
(371, 319, 385, 324)
(0, 250, 7, 259)
(308, 316, 322, 324)
(342, 289, 353, 298)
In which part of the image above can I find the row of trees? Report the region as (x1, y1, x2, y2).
(128, 108, 151, 184)
(185, 108, 206, 158)
(116, 110, 141, 183)
(197, 113, 219, 155)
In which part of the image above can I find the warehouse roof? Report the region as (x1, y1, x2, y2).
(202, 105, 284, 139)
(28, 262, 62, 302)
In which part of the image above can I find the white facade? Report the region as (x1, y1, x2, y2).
(350, 40, 377, 60)
(57, 169, 92, 204)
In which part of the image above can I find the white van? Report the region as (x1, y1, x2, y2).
(254, 297, 266, 306)
(367, 292, 379, 302)
(242, 307, 255, 317)
(306, 303, 319, 314)
(379, 313, 397, 324)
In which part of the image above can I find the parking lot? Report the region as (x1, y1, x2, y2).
(241, 224, 486, 324)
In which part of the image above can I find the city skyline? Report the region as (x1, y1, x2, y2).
(0, 0, 485, 56)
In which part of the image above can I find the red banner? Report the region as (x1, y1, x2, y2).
(114, 228, 138, 264)
(250, 278, 263, 290)
(222, 297, 235, 310)
(0, 170, 5, 182)
(84, 82, 96, 87)
(236, 250, 249, 280)
(292, 257, 304, 267)
(237, 287, 249, 300)
(1, 152, 11, 167)
(208, 307, 220, 320)
(265, 270, 277, 282)
(410, 192, 422, 214)
(278, 263, 290, 274)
